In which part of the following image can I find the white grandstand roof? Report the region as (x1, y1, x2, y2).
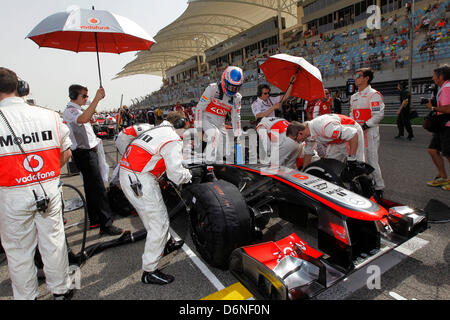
(114, 0, 298, 79)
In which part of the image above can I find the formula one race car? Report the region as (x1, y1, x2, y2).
(161, 160, 428, 300)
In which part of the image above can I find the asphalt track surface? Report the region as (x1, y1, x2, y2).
(0, 125, 448, 301)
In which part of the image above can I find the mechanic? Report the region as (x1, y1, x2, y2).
(256, 117, 319, 169)
(119, 111, 192, 285)
(63, 84, 124, 236)
(110, 122, 155, 186)
(310, 88, 333, 158)
(295, 114, 365, 171)
(425, 64, 450, 191)
(251, 77, 296, 122)
(0, 67, 73, 300)
(194, 66, 244, 164)
(349, 68, 385, 199)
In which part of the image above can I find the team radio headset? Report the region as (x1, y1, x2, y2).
(123, 117, 187, 198)
(0, 79, 50, 212)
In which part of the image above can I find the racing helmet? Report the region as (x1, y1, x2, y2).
(221, 66, 244, 96)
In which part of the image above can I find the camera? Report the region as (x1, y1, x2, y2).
(420, 97, 430, 105)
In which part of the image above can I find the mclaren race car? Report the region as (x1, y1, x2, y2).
(161, 159, 428, 300)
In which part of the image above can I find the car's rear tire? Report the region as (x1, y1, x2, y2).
(186, 179, 253, 269)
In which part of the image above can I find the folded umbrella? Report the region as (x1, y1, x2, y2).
(27, 6, 155, 87)
(260, 53, 325, 101)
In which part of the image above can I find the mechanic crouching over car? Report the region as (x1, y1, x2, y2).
(0, 68, 73, 300)
(119, 111, 192, 285)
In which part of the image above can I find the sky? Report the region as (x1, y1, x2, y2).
(0, 0, 189, 112)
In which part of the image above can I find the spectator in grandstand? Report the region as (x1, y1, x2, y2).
(395, 82, 414, 141)
(425, 64, 450, 190)
(349, 68, 385, 199)
(251, 78, 295, 122)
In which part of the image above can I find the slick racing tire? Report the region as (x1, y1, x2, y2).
(186, 179, 253, 269)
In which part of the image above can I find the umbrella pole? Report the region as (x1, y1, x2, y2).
(94, 31, 103, 88)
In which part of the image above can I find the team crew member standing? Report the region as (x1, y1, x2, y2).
(195, 66, 244, 163)
(0, 68, 73, 300)
(63, 85, 123, 236)
(251, 77, 296, 121)
(119, 112, 192, 285)
(311, 89, 332, 119)
(350, 68, 385, 198)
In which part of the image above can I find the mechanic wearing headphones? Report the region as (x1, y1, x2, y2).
(349, 68, 385, 199)
(251, 76, 296, 122)
(63, 85, 124, 236)
(294, 114, 365, 172)
(0, 67, 73, 300)
(119, 111, 192, 285)
(194, 66, 244, 164)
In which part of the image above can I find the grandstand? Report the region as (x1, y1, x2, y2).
(119, 0, 450, 120)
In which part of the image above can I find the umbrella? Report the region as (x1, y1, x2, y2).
(26, 6, 155, 87)
(260, 54, 325, 101)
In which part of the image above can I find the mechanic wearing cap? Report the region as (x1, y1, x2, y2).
(63, 85, 123, 236)
(251, 77, 296, 122)
(119, 111, 192, 285)
(0, 67, 73, 300)
(349, 68, 385, 199)
(295, 114, 365, 171)
(194, 66, 244, 164)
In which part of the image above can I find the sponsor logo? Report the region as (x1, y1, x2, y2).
(88, 17, 100, 25)
(15, 171, 56, 184)
(210, 107, 228, 116)
(0, 130, 52, 147)
(371, 101, 380, 107)
(23, 155, 44, 172)
(331, 130, 340, 139)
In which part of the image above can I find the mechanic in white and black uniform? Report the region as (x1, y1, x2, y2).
(251, 78, 295, 122)
(0, 68, 73, 300)
(119, 111, 192, 285)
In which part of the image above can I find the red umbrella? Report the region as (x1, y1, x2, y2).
(260, 54, 325, 101)
(26, 6, 155, 87)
